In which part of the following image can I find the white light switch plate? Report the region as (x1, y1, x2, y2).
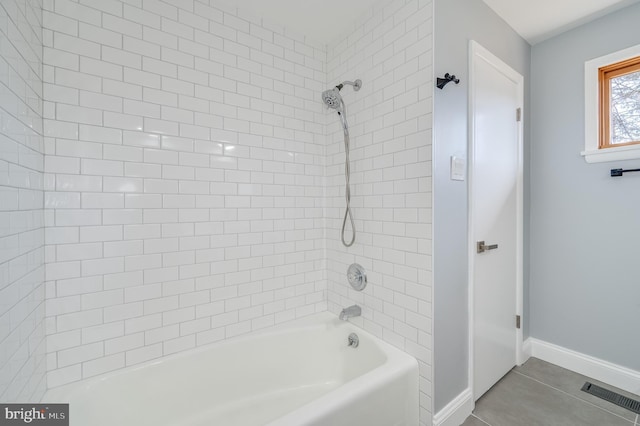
(450, 156, 466, 181)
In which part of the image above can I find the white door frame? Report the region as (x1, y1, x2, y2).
(467, 40, 525, 401)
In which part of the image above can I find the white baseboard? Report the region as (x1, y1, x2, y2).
(433, 388, 473, 426)
(527, 338, 640, 395)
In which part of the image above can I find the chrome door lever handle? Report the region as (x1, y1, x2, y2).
(477, 241, 498, 253)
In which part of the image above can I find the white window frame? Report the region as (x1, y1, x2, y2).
(583, 43, 640, 163)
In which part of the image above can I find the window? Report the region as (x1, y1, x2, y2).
(583, 44, 640, 163)
(599, 56, 640, 148)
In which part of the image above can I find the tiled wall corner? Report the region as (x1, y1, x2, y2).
(43, 0, 328, 388)
(0, 0, 47, 402)
(325, 0, 434, 424)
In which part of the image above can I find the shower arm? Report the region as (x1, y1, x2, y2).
(336, 80, 362, 92)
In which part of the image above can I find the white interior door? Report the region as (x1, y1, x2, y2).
(469, 41, 523, 401)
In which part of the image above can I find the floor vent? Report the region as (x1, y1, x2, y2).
(581, 382, 640, 414)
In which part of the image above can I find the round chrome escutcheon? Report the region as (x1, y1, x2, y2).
(347, 263, 367, 291)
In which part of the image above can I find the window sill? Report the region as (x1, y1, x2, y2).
(581, 144, 640, 163)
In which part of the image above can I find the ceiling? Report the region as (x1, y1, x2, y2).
(233, 0, 640, 46)
(482, 0, 640, 44)
(233, 0, 381, 45)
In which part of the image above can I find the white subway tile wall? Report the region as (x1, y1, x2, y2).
(26, 0, 435, 422)
(325, 0, 433, 424)
(43, 0, 328, 387)
(0, 0, 47, 402)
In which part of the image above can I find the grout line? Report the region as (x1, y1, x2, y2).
(513, 371, 636, 424)
(471, 414, 492, 425)
(634, 414, 638, 426)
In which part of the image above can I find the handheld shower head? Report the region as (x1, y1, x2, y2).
(322, 79, 362, 112)
(322, 79, 362, 248)
(322, 88, 343, 111)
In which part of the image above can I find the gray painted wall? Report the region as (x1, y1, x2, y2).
(433, 0, 530, 412)
(530, 3, 640, 371)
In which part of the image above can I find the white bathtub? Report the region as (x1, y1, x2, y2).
(44, 312, 419, 426)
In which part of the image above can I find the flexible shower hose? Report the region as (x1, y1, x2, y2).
(338, 106, 355, 247)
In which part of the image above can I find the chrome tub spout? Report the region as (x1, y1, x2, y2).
(339, 305, 361, 321)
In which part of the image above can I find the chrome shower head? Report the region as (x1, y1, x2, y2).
(322, 87, 343, 110)
(322, 79, 362, 113)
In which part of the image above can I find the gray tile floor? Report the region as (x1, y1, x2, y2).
(463, 358, 640, 426)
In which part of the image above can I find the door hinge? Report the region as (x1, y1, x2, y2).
(516, 108, 522, 122)
(516, 315, 521, 329)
